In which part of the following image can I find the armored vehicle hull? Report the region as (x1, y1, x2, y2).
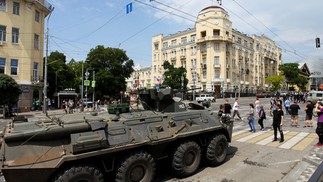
(0, 88, 233, 182)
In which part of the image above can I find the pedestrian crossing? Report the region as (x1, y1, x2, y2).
(232, 129, 318, 151)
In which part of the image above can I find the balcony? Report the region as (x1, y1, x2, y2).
(27, 0, 54, 14)
(180, 55, 186, 59)
(213, 64, 221, 69)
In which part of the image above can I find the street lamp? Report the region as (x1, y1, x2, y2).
(43, 7, 54, 113)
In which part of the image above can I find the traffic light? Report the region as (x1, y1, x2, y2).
(316, 37, 320, 48)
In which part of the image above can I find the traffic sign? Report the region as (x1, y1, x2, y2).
(91, 81, 96, 88)
(84, 80, 90, 86)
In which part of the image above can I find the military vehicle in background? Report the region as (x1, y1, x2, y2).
(0, 87, 233, 182)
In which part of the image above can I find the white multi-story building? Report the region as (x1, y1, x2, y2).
(150, 6, 281, 97)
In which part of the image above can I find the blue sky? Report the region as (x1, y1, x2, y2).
(47, 0, 323, 68)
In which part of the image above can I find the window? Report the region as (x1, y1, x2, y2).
(203, 70, 207, 79)
(181, 49, 186, 56)
(214, 70, 220, 78)
(33, 62, 38, 81)
(0, 0, 6, 11)
(10, 59, 18, 75)
(0, 58, 5, 74)
(214, 56, 220, 66)
(154, 42, 159, 50)
(162, 42, 168, 48)
(214, 43, 219, 51)
(171, 39, 177, 46)
(181, 37, 187, 44)
(191, 46, 197, 55)
(154, 65, 156, 73)
(34, 34, 39, 49)
(12, 27, 19, 43)
(244, 40, 247, 47)
(35, 10, 40, 22)
(0, 25, 6, 41)
(190, 34, 196, 42)
(12, 1, 19, 15)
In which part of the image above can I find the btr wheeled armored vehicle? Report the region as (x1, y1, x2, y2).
(0, 88, 233, 182)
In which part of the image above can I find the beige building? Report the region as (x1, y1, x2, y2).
(151, 6, 282, 97)
(126, 65, 152, 90)
(0, 0, 53, 111)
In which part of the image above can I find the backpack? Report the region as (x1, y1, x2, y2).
(261, 109, 266, 119)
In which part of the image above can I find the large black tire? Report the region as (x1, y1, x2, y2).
(206, 134, 228, 166)
(116, 151, 155, 182)
(171, 141, 201, 178)
(53, 165, 104, 182)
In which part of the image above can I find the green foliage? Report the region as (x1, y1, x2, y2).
(265, 75, 284, 91)
(0, 74, 21, 106)
(279, 63, 309, 91)
(162, 61, 188, 90)
(47, 51, 76, 98)
(86, 46, 134, 99)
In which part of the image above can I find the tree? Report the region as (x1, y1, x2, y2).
(46, 51, 77, 98)
(265, 75, 284, 91)
(162, 61, 188, 91)
(0, 74, 21, 117)
(86, 46, 134, 99)
(279, 63, 308, 91)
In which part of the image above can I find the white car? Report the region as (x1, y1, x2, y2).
(195, 94, 216, 102)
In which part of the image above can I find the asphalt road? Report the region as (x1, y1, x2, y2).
(0, 97, 317, 182)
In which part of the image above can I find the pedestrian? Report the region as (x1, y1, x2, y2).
(284, 98, 290, 115)
(290, 100, 300, 127)
(258, 105, 266, 131)
(272, 104, 284, 143)
(224, 99, 232, 116)
(255, 97, 261, 115)
(314, 102, 323, 146)
(304, 100, 314, 127)
(247, 104, 256, 132)
(232, 98, 242, 120)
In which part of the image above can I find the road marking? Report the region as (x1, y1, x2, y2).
(232, 131, 252, 141)
(257, 131, 290, 145)
(237, 130, 268, 142)
(279, 132, 309, 149)
(292, 133, 317, 151)
(232, 128, 249, 137)
(268, 159, 301, 166)
(267, 131, 298, 147)
(246, 131, 273, 143)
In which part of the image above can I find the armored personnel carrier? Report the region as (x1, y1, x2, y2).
(0, 88, 233, 182)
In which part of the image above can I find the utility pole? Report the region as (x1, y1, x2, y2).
(81, 62, 84, 111)
(92, 70, 95, 111)
(43, 8, 54, 113)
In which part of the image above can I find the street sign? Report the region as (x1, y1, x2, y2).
(84, 80, 90, 86)
(91, 81, 95, 88)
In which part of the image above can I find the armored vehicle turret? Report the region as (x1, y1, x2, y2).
(0, 88, 233, 182)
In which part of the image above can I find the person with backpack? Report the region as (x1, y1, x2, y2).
(258, 105, 266, 131)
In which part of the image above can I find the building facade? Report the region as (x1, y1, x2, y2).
(126, 64, 152, 90)
(0, 0, 53, 111)
(151, 6, 282, 97)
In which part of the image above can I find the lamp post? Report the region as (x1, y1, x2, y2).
(42, 8, 54, 113)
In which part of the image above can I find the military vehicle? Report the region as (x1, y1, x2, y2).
(0, 88, 233, 182)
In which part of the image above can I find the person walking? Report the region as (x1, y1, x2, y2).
(255, 97, 261, 115)
(247, 104, 256, 132)
(232, 98, 242, 120)
(314, 102, 323, 146)
(290, 100, 300, 127)
(272, 104, 284, 143)
(224, 99, 232, 116)
(284, 99, 291, 115)
(304, 100, 314, 127)
(258, 105, 266, 131)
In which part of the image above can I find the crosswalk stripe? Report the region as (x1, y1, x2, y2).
(267, 131, 298, 147)
(232, 128, 249, 137)
(247, 131, 273, 143)
(292, 133, 317, 151)
(232, 131, 252, 141)
(256, 131, 290, 145)
(237, 130, 268, 142)
(279, 132, 309, 149)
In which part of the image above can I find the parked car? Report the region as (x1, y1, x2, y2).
(256, 92, 271, 98)
(82, 98, 93, 107)
(195, 94, 216, 102)
(307, 90, 323, 104)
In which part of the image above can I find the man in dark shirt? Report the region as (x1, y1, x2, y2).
(272, 104, 284, 143)
(304, 100, 314, 127)
(224, 99, 232, 115)
(289, 101, 300, 127)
